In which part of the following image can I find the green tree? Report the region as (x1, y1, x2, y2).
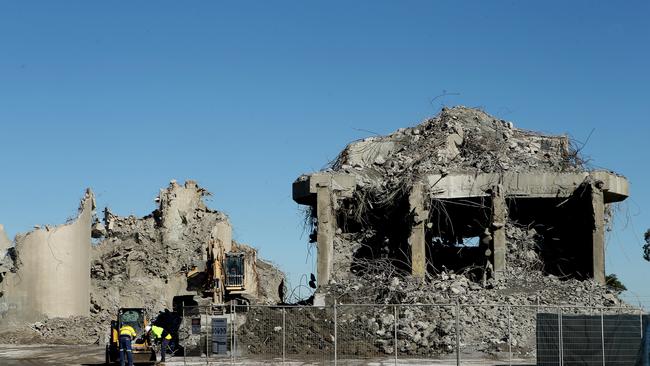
(605, 274, 627, 292)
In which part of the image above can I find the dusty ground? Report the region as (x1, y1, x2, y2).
(0, 344, 104, 365)
(0, 344, 535, 365)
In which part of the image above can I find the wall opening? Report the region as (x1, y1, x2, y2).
(426, 198, 491, 281)
(506, 184, 594, 280)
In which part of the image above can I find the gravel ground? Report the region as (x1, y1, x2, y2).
(0, 344, 537, 365)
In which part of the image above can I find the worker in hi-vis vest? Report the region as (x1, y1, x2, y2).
(146, 324, 172, 362)
(118, 324, 137, 366)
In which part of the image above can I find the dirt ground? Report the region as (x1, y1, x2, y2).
(0, 344, 536, 365)
(0, 344, 104, 365)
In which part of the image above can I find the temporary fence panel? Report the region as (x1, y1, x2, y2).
(176, 303, 645, 365)
(336, 304, 394, 364)
(395, 304, 458, 363)
(284, 306, 334, 365)
(232, 305, 284, 364)
(457, 304, 513, 366)
(537, 308, 646, 366)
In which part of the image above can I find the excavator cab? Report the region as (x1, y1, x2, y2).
(224, 252, 245, 291)
(106, 308, 156, 364)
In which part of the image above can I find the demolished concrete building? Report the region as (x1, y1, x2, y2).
(0, 180, 284, 344)
(287, 106, 631, 357)
(294, 106, 628, 293)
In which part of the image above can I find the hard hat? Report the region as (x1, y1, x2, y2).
(145, 325, 152, 332)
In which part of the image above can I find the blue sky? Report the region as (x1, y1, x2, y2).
(0, 1, 648, 304)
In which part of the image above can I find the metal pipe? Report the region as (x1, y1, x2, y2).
(334, 304, 338, 366)
(507, 305, 512, 366)
(205, 308, 209, 365)
(182, 305, 187, 366)
(231, 303, 234, 365)
(233, 305, 237, 364)
(601, 308, 606, 366)
(557, 307, 564, 366)
(394, 305, 398, 366)
(456, 301, 461, 366)
(282, 308, 286, 364)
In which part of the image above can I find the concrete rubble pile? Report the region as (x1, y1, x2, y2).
(290, 106, 630, 357)
(319, 226, 624, 357)
(0, 180, 284, 345)
(328, 105, 580, 190)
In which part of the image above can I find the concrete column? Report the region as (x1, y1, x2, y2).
(409, 183, 427, 278)
(591, 183, 606, 284)
(490, 185, 507, 279)
(316, 184, 335, 287)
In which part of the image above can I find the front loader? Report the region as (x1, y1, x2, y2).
(106, 308, 156, 365)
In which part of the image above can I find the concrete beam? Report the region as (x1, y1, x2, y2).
(424, 171, 628, 203)
(409, 183, 426, 278)
(293, 173, 356, 204)
(591, 184, 606, 284)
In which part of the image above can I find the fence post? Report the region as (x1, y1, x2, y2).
(282, 308, 286, 364)
(230, 303, 234, 365)
(205, 307, 209, 365)
(182, 306, 187, 366)
(333, 304, 337, 366)
(507, 305, 512, 366)
(394, 305, 398, 366)
(640, 310, 644, 339)
(233, 305, 237, 364)
(456, 300, 461, 366)
(601, 308, 606, 366)
(557, 307, 564, 366)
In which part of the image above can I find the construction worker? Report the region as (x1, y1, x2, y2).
(146, 324, 172, 362)
(118, 323, 137, 366)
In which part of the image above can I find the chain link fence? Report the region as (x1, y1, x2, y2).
(177, 303, 646, 365)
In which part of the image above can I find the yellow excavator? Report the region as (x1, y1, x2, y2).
(213, 251, 248, 304)
(187, 244, 249, 304)
(105, 308, 156, 364)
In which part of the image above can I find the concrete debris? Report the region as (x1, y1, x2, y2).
(0, 317, 105, 345)
(331, 106, 580, 191)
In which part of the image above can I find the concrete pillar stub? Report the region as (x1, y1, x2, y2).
(490, 185, 507, 279)
(409, 183, 427, 278)
(316, 184, 335, 287)
(591, 184, 606, 284)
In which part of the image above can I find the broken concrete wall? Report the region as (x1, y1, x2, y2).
(0, 190, 94, 323)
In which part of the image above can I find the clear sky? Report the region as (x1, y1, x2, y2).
(1, 1, 648, 305)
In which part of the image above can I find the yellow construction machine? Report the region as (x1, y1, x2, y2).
(187, 243, 249, 304)
(213, 251, 248, 304)
(105, 308, 156, 364)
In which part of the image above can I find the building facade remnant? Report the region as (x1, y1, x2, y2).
(293, 106, 629, 287)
